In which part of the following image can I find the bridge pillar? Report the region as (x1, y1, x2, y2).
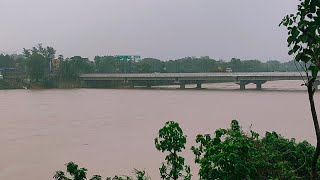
(240, 83, 246, 90)
(256, 83, 262, 90)
(253, 80, 267, 90)
(237, 81, 250, 90)
(146, 81, 152, 88)
(196, 83, 202, 89)
(129, 81, 135, 88)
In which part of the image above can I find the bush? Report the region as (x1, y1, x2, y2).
(55, 120, 319, 179)
(191, 120, 319, 179)
(155, 121, 191, 180)
(54, 162, 150, 180)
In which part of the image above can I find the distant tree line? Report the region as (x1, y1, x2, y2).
(94, 56, 303, 74)
(0, 45, 305, 83)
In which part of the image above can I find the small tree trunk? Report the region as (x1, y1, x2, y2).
(308, 83, 320, 180)
(173, 151, 178, 180)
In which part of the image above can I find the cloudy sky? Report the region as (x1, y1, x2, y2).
(0, 0, 298, 61)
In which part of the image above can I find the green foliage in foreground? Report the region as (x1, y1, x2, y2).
(53, 162, 150, 180)
(192, 120, 319, 180)
(155, 121, 191, 180)
(55, 120, 319, 180)
(0, 80, 17, 89)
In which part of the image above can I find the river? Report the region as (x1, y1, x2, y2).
(0, 81, 319, 179)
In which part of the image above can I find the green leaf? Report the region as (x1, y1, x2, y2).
(287, 36, 295, 46)
(309, 65, 319, 79)
(291, 27, 300, 38)
(288, 50, 294, 55)
(300, 34, 309, 43)
(293, 45, 300, 53)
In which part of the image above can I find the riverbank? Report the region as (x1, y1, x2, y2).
(0, 80, 24, 90)
(0, 78, 81, 90)
(0, 80, 308, 91)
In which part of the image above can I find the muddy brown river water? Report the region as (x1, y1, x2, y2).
(0, 81, 319, 179)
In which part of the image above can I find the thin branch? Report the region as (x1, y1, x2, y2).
(294, 150, 307, 172)
(294, 60, 307, 84)
(305, 63, 310, 81)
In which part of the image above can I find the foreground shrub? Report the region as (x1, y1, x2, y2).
(54, 162, 149, 180)
(155, 121, 191, 180)
(191, 120, 319, 179)
(55, 120, 320, 179)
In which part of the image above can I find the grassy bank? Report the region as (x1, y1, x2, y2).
(0, 80, 23, 89)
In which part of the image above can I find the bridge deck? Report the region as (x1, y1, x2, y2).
(80, 72, 313, 81)
(81, 72, 307, 78)
(79, 72, 320, 89)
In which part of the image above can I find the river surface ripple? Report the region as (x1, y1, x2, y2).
(0, 81, 318, 179)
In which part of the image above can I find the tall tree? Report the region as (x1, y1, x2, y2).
(94, 56, 118, 73)
(0, 54, 15, 68)
(155, 121, 191, 180)
(26, 53, 46, 82)
(58, 56, 94, 80)
(23, 44, 56, 80)
(280, 0, 320, 178)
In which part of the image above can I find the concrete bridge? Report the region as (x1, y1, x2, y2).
(79, 72, 320, 90)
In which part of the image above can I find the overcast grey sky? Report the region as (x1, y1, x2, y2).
(0, 0, 298, 61)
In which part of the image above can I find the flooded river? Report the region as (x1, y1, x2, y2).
(0, 81, 319, 179)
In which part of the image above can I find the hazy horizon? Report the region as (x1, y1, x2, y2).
(1, 0, 298, 61)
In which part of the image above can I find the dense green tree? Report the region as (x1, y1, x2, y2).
(17, 44, 307, 77)
(105, 169, 150, 180)
(242, 60, 265, 72)
(135, 61, 152, 73)
(229, 58, 242, 72)
(53, 162, 88, 180)
(0, 54, 15, 68)
(135, 58, 163, 73)
(23, 44, 56, 81)
(280, 0, 320, 178)
(132, 169, 151, 180)
(266, 60, 281, 72)
(58, 55, 64, 61)
(94, 56, 118, 73)
(34, 44, 56, 63)
(155, 121, 191, 180)
(54, 162, 149, 180)
(191, 120, 319, 179)
(26, 53, 46, 82)
(58, 56, 94, 80)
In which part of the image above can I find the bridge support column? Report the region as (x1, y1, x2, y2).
(253, 80, 267, 90)
(240, 83, 246, 90)
(129, 81, 135, 88)
(146, 81, 152, 88)
(256, 83, 262, 90)
(237, 80, 250, 90)
(196, 83, 202, 89)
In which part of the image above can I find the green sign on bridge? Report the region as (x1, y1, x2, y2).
(115, 55, 141, 61)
